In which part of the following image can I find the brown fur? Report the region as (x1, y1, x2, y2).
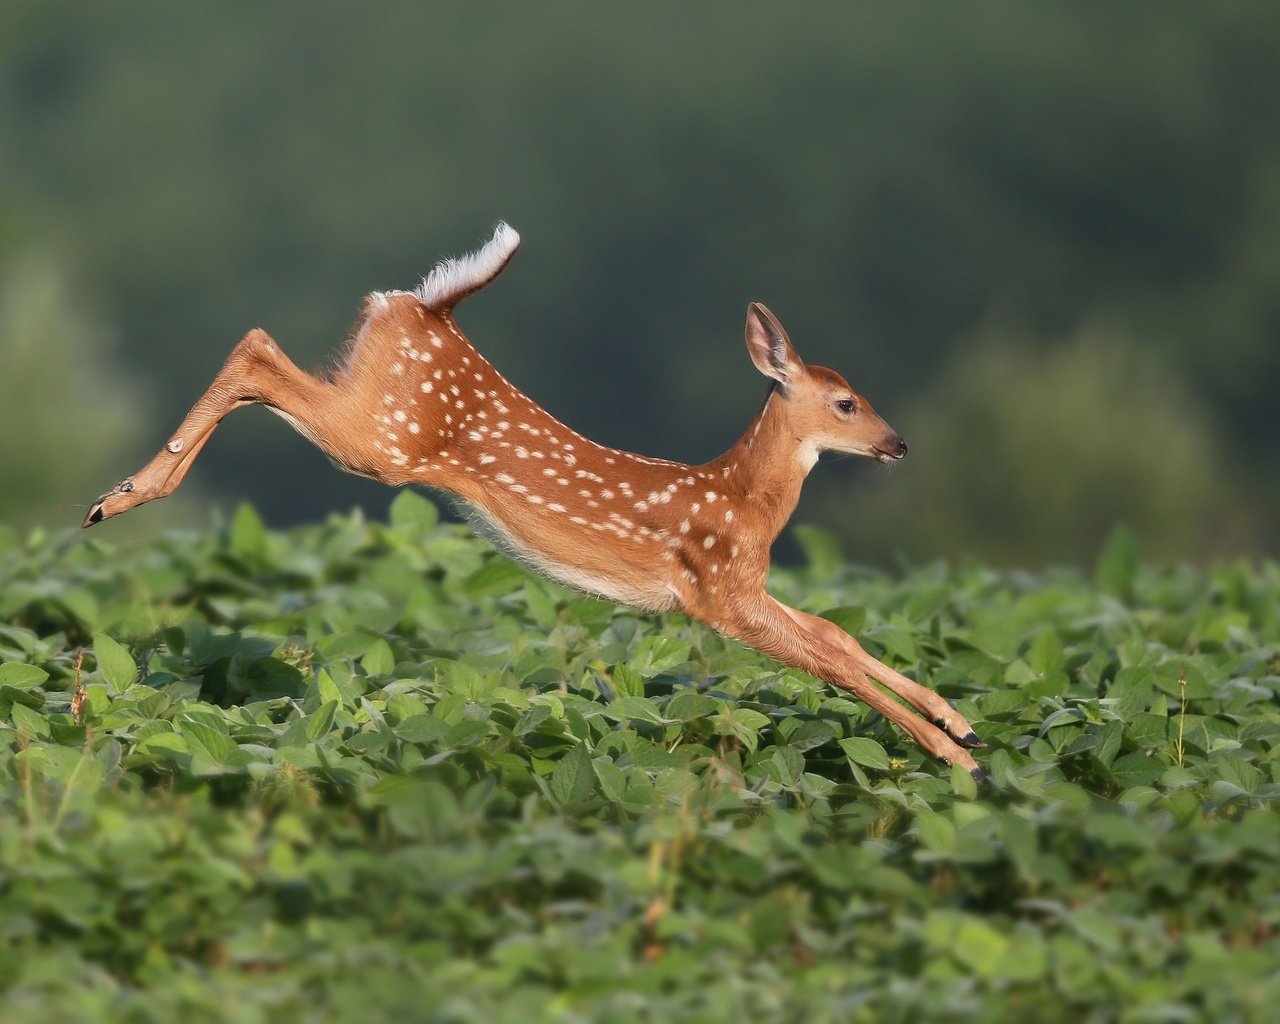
(83, 248, 985, 777)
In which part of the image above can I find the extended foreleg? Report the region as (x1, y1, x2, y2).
(713, 595, 985, 779)
(772, 602, 984, 749)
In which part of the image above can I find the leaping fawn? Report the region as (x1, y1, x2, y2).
(83, 223, 986, 778)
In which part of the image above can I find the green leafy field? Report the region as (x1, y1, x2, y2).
(1, 493, 1277, 1023)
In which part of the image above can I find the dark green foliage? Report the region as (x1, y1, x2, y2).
(2, 500, 1278, 1021)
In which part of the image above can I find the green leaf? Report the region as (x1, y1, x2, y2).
(0, 663, 48, 689)
(389, 489, 439, 530)
(915, 808, 957, 853)
(770, 746, 805, 787)
(306, 700, 340, 741)
(605, 696, 667, 725)
(1096, 523, 1137, 601)
(592, 758, 628, 802)
(10, 702, 48, 738)
(665, 691, 718, 721)
(465, 559, 527, 598)
(1093, 719, 1123, 767)
(180, 720, 237, 763)
(549, 743, 595, 805)
(840, 736, 890, 771)
(820, 605, 866, 635)
(2, 684, 45, 710)
(362, 639, 395, 677)
(628, 636, 691, 676)
(609, 664, 646, 699)
(950, 761, 978, 799)
(1109, 752, 1162, 789)
(93, 633, 138, 689)
(229, 502, 267, 559)
(953, 918, 1011, 979)
(1028, 629, 1065, 675)
(1109, 667, 1153, 718)
(792, 524, 842, 580)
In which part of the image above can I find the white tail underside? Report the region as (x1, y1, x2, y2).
(415, 222, 521, 311)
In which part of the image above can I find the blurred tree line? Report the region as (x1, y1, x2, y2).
(1, 2, 1275, 566)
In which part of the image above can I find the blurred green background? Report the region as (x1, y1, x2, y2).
(2, 2, 1275, 567)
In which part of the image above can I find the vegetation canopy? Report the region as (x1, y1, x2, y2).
(0, 496, 1277, 1021)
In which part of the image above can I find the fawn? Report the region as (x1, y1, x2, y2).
(83, 223, 986, 778)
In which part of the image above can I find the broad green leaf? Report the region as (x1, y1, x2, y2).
(549, 743, 594, 805)
(0, 663, 48, 689)
(1028, 629, 1065, 675)
(792, 524, 842, 581)
(665, 691, 718, 721)
(605, 696, 667, 725)
(1096, 523, 1137, 601)
(592, 758, 628, 802)
(388, 489, 439, 530)
(180, 720, 237, 763)
(840, 736, 890, 771)
(770, 746, 805, 787)
(820, 605, 866, 635)
(950, 761, 978, 799)
(609, 664, 646, 699)
(306, 700, 339, 741)
(1108, 667, 1153, 718)
(953, 918, 1011, 979)
(628, 636, 691, 677)
(93, 633, 138, 689)
(915, 808, 957, 853)
(229, 502, 267, 559)
(362, 639, 395, 677)
(10, 702, 48, 738)
(465, 559, 526, 598)
(1109, 752, 1162, 789)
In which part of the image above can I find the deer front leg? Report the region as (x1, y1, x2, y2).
(712, 594, 985, 780)
(774, 603, 984, 750)
(83, 329, 331, 526)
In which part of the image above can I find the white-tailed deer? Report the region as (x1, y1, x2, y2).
(83, 223, 986, 778)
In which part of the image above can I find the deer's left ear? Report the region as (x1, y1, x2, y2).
(745, 302, 803, 385)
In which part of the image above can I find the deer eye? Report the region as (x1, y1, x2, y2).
(836, 398, 855, 415)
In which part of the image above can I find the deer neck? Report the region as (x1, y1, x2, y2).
(713, 384, 816, 542)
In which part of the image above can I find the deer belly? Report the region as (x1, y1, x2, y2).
(459, 500, 679, 612)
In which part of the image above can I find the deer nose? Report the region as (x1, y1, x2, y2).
(896, 436, 908, 458)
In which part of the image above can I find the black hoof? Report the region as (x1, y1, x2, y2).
(969, 766, 989, 785)
(933, 717, 987, 749)
(85, 504, 104, 527)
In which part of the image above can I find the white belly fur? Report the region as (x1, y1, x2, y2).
(459, 500, 678, 612)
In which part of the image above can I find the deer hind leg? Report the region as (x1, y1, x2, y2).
(711, 595, 985, 779)
(83, 328, 337, 526)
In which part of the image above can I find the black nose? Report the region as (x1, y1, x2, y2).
(897, 437, 908, 457)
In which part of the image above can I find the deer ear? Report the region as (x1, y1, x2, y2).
(745, 303, 803, 385)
